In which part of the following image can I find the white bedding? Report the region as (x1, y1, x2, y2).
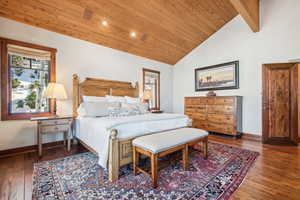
(75, 113, 189, 169)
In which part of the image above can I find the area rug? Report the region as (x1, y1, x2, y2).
(32, 142, 259, 200)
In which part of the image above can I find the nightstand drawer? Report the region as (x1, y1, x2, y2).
(41, 124, 70, 133)
(40, 119, 71, 126)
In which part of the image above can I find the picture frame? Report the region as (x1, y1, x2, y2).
(195, 61, 239, 91)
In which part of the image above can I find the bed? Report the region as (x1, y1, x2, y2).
(72, 74, 191, 181)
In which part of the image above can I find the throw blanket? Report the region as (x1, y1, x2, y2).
(75, 113, 189, 168)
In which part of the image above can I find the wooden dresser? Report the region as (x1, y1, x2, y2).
(184, 96, 242, 137)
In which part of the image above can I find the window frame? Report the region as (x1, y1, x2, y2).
(1, 37, 57, 120)
(142, 68, 160, 110)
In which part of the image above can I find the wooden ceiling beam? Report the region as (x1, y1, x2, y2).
(230, 0, 260, 32)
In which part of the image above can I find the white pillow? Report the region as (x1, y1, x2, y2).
(83, 101, 110, 117)
(125, 96, 141, 104)
(105, 95, 126, 103)
(83, 96, 107, 102)
(107, 102, 123, 117)
(122, 102, 140, 115)
(137, 103, 149, 114)
(121, 102, 149, 115)
(107, 102, 140, 117)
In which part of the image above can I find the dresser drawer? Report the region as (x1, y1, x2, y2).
(199, 98, 209, 104)
(193, 120, 207, 129)
(40, 119, 71, 126)
(208, 114, 234, 124)
(207, 97, 215, 104)
(196, 105, 207, 113)
(207, 105, 234, 114)
(207, 123, 236, 135)
(41, 124, 70, 133)
(185, 98, 193, 105)
(192, 113, 206, 120)
(185, 98, 200, 105)
(214, 97, 235, 105)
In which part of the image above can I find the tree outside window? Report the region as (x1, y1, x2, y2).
(10, 54, 50, 113)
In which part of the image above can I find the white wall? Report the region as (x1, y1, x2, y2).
(0, 17, 173, 151)
(173, 0, 300, 135)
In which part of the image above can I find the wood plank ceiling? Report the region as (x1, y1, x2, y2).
(0, 0, 238, 65)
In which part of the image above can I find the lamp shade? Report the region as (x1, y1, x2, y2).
(142, 89, 152, 100)
(44, 83, 67, 100)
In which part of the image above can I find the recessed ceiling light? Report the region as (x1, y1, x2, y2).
(101, 20, 108, 26)
(130, 32, 137, 38)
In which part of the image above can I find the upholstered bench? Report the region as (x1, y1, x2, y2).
(132, 127, 208, 188)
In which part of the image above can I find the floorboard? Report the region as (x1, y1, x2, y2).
(0, 135, 299, 200)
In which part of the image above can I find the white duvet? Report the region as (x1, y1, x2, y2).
(75, 113, 189, 169)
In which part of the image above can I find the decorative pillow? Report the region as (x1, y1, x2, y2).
(137, 103, 149, 114)
(125, 96, 141, 104)
(83, 96, 107, 103)
(121, 102, 140, 116)
(83, 101, 110, 117)
(107, 102, 122, 117)
(105, 95, 126, 103)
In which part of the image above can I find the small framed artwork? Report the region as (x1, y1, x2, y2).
(195, 61, 239, 91)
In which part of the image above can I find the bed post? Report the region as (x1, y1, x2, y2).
(134, 81, 139, 97)
(73, 74, 79, 118)
(109, 129, 119, 182)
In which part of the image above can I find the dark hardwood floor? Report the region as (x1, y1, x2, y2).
(0, 135, 299, 200)
(0, 144, 87, 200)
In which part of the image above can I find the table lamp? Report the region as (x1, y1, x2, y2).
(142, 89, 152, 110)
(44, 82, 67, 115)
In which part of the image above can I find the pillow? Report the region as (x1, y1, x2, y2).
(83, 101, 110, 117)
(121, 102, 140, 115)
(107, 102, 123, 117)
(121, 102, 139, 109)
(105, 95, 126, 103)
(125, 96, 141, 104)
(108, 102, 142, 117)
(83, 96, 107, 102)
(136, 103, 149, 114)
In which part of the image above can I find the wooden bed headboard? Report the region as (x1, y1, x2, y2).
(72, 74, 139, 117)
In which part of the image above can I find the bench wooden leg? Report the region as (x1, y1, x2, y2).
(182, 144, 189, 170)
(151, 153, 158, 188)
(203, 137, 208, 159)
(133, 146, 139, 176)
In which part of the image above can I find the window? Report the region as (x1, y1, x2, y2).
(1, 38, 57, 120)
(142, 68, 160, 110)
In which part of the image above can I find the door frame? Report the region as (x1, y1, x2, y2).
(262, 63, 298, 145)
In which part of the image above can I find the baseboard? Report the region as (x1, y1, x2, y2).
(0, 140, 65, 158)
(242, 133, 262, 142)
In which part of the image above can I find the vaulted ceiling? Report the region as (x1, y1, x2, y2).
(0, 0, 239, 64)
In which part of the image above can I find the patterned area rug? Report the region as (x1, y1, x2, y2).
(32, 142, 259, 200)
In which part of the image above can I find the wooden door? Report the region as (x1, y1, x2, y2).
(262, 63, 298, 145)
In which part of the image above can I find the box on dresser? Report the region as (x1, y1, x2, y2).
(184, 96, 242, 137)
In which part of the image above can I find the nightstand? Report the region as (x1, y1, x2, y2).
(31, 116, 73, 157)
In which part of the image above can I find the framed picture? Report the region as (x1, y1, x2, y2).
(195, 61, 239, 91)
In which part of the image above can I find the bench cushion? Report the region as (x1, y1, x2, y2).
(132, 128, 208, 154)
